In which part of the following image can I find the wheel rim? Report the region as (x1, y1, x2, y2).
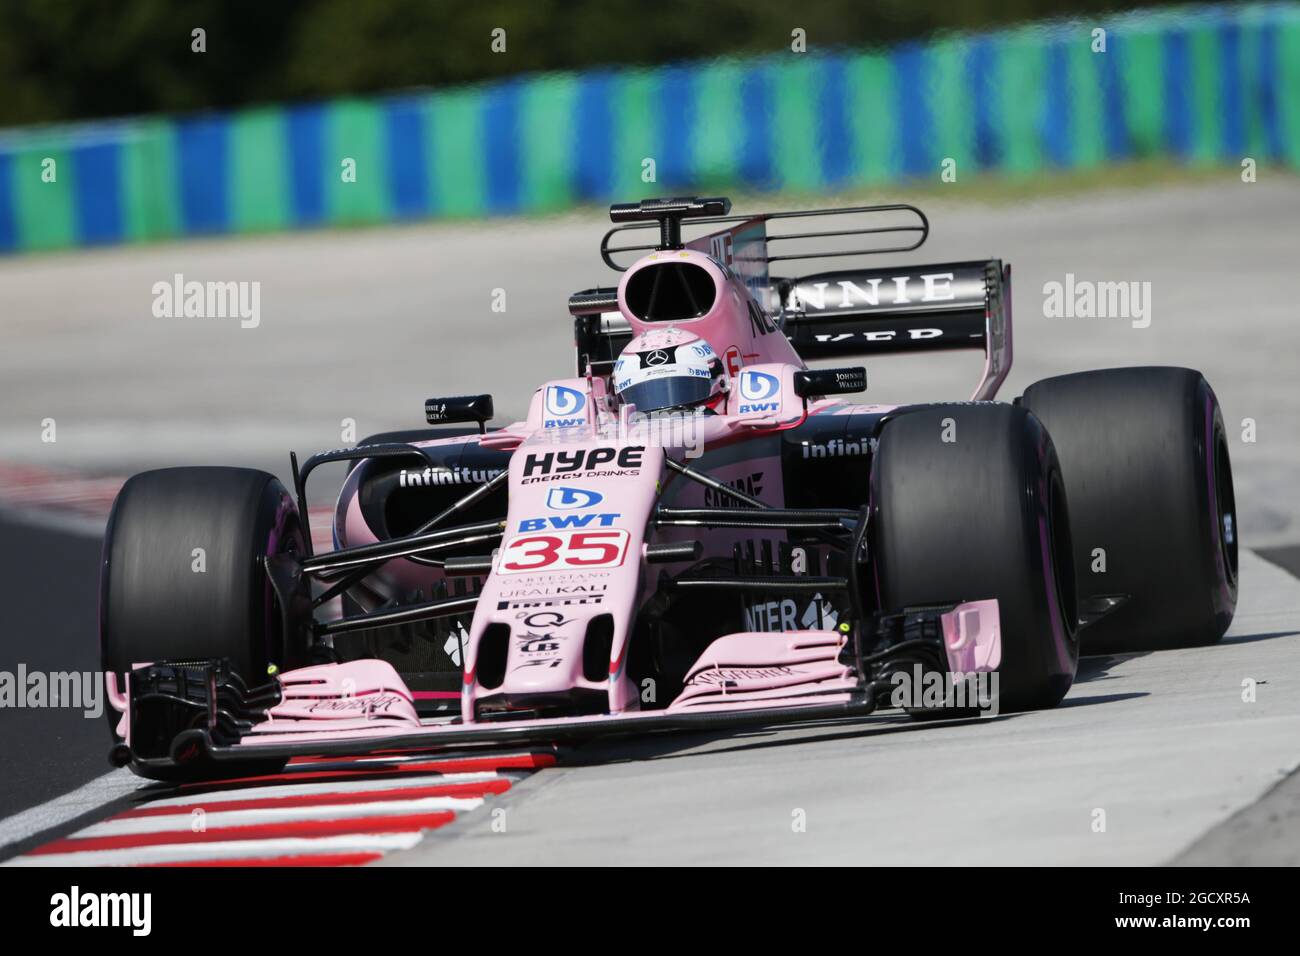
(1047, 469, 1078, 641)
(262, 500, 307, 675)
(1212, 430, 1239, 587)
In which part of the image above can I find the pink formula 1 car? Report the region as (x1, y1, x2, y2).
(100, 198, 1238, 780)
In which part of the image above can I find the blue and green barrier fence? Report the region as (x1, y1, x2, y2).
(1, 3, 1297, 254)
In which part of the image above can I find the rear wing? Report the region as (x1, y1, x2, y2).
(782, 259, 1013, 400)
(575, 200, 1012, 400)
(600, 202, 928, 275)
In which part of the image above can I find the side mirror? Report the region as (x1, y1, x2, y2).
(425, 394, 494, 433)
(792, 367, 867, 399)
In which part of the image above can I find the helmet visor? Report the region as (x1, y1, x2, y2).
(618, 374, 714, 413)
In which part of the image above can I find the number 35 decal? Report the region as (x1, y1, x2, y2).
(499, 529, 630, 574)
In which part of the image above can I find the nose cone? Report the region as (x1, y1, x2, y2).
(462, 433, 661, 719)
(500, 618, 594, 699)
(475, 606, 614, 715)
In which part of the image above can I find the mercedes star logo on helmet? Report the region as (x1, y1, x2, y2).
(645, 350, 670, 366)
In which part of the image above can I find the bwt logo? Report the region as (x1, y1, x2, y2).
(519, 513, 621, 532)
(544, 385, 586, 427)
(547, 487, 603, 510)
(738, 370, 780, 413)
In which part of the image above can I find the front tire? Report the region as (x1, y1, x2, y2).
(101, 467, 310, 704)
(870, 403, 1078, 710)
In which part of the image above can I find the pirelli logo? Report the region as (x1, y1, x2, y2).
(497, 596, 606, 610)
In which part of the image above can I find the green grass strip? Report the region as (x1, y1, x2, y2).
(13, 140, 75, 250)
(1279, 16, 1300, 167)
(519, 72, 577, 211)
(690, 59, 744, 189)
(994, 27, 1049, 175)
(927, 35, 974, 177)
(325, 99, 389, 223)
(610, 69, 658, 199)
(844, 52, 895, 184)
(121, 119, 179, 242)
(427, 87, 486, 217)
(771, 56, 822, 192)
(1188, 25, 1222, 166)
(1118, 27, 1164, 156)
(230, 107, 289, 232)
(1066, 31, 1107, 168)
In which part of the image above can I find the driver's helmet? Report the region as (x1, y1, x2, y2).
(613, 328, 726, 414)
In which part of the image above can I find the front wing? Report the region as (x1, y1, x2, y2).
(109, 601, 1001, 780)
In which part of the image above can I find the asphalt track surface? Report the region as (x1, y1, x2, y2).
(0, 514, 105, 820)
(2, 178, 1299, 545)
(1, 177, 1298, 864)
(400, 550, 1300, 866)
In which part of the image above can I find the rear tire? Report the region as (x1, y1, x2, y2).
(870, 404, 1078, 710)
(1021, 367, 1237, 653)
(101, 467, 310, 704)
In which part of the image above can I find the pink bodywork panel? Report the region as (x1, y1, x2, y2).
(940, 599, 1002, 673)
(669, 631, 857, 711)
(265, 660, 421, 733)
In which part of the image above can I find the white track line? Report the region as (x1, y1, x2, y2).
(81, 797, 484, 836)
(138, 771, 504, 808)
(5, 833, 424, 867)
(0, 770, 142, 851)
